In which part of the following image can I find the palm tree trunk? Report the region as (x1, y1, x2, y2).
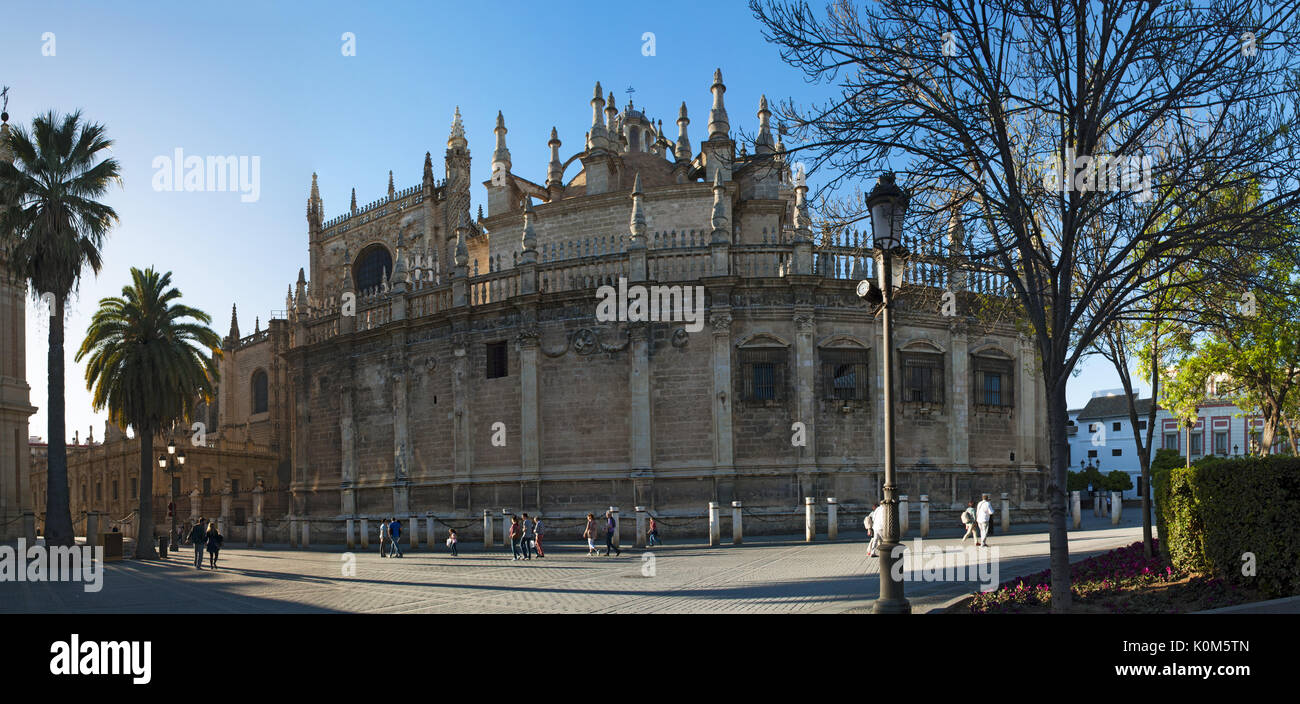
(136, 431, 157, 559)
(44, 295, 74, 546)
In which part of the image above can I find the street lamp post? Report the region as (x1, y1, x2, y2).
(159, 438, 186, 551)
(859, 172, 911, 615)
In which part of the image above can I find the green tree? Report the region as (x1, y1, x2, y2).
(76, 267, 220, 559)
(1104, 470, 1133, 493)
(0, 111, 120, 546)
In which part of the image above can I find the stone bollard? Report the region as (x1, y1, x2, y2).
(502, 510, 513, 550)
(635, 507, 647, 549)
(732, 501, 743, 545)
(609, 507, 621, 549)
(86, 512, 100, 545)
(254, 518, 264, 547)
(708, 502, 720, 546)
(302, 521, 310, 549)
(1093, 493, 1102, 517)
(1111, 491, 1122, 525)
(483, 509, 493, 549)
(804, 497, 815, 542)
(22, 511, 35, 546)
(826, 498, 838, 540)
(288, 518, 299, 548)
(1071, 491, 1081, 529)
(899, 495, 909, 537)
(1000, 492, 1010, 533)
(426, 516, 436, 550)
(246, 517, 254, 547)
(409, 516, 419, 551)
(919, 495, 929, 538)
(360, 518, 369, 550)
(346, 519, 355, 550)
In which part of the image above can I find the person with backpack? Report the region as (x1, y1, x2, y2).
(960, 501, 979, 546)
(647, 516, 661, 547)
(532, 516, 546, 558)
(583, 513, 599, 556)
(509, 516, 524, 560)
(520, 512, 535, 560)
(189, 518, 207, 569)
(379, 518, 391, 557)
(445, 528, 459, 557)
(603, 510, 621, 557)
(206, 521, 224, 569)
(390, 518, 404, 557)
(867, 503, 884, 557)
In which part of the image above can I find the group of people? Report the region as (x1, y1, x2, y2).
(862, 494, 997, 556)
(186, 517, 224, 569)
(378, 518, 404, 558)
(508, 513, 545, 560)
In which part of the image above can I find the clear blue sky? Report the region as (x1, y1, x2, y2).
(2, 0, 1131, 442)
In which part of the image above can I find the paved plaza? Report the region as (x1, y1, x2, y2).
(1, 512, 1151, 614)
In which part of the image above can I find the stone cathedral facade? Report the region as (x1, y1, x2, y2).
(209, 70, 1050, 540)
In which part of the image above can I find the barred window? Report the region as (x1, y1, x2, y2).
(738, 348, 787, 401)
(901, 351, 944, 404)
(822, 348, 869, 401)
(972, 355, 1014, 407)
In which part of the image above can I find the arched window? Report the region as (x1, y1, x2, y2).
(629, 126, 641, 152)
(252, 369, 268, 414)
(354, 244, 393, 291)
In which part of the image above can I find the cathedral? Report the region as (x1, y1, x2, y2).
(17, 70, 1051, 543)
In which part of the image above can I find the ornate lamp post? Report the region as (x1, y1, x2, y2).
(858, 172, 911, 614)
(159, 438, 186, 550)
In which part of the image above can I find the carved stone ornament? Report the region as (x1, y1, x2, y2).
(671, 328, 690, 348)
(572, 328, 598, 355)
(793, 314, 815, 331)
(515, 327, 541, 348)
(711, 312, 733, 333)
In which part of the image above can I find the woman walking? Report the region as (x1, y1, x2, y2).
(603, 510, 621, 557)
(445, 529, 459, 557)
(532, 515, 546, 558)
(205, 521, 224, 569)
(520, 513, 534, 560)
(583, 513, 599, 556)
(509, 516, 525, 560)
(647, 516, 661, 547)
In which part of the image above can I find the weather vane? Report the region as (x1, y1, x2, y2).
(625, 86, 635, 102)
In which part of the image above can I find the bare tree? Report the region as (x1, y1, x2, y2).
(752, 0, 1300, 611)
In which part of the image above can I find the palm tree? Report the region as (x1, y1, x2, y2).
(0, 110, 121, 547)
(77, 267, 220, 559)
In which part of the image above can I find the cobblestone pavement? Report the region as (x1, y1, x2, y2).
(1, 513, 1148, 614)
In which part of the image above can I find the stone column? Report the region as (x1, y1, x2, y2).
(408, 515, 418, 551)
(518, 330, 542, 483)
(427, 516, 436, 550)
(252, 482, 265, 548)
(709, 309, 734, 476)
(1111, 491, 1122, 525)
(732, 501, 743, 545)
(288, 517, 298, 548)
(634, 506, 647, 549)
(1094, 492, 1102, 517)
(628, 327, 652, 477)
(804, 497, 815, 542)
(220, 485, 233, 537)
(340, 383, 357, 516)
(948, 323, 971, 476)
(360, 518, 369, 550)
(483, 509, 493, 548)
(189, 488, 201, 523)
(919, 495, 929, 538)
(502, 510, 512, 550)
(708, 502, 720, 546)
(826, 497, 838, 540)
(346, 519, 355, 549)
(793, 312, 817, 477)
(1071, 490, 1081, 529)
(86, 511, 100, 543)
(609, 507, 620, 549)
(899, 494, 909, 537)
(1015, 338, 1037, 469)
(302, 520, 310, 549)
(1000, 492, 1010, 533)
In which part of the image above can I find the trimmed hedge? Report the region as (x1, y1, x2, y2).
(1152, 455, 1300, 598)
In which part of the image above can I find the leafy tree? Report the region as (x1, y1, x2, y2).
(1105, 470, 1134, 493)
(0, 111, 120, 546)
(76, 268, 220, 559)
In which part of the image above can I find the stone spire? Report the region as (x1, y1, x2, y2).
(708, 68, 730, 140)
(423, 151, 434, 185)
(254, 317, 260, 334)
(628, 173, 647, 247)
(392, 226, 407, 282)
(710, 170, 729, 243)
(546, 127, 564, 190)
(286, 285, 294, 315)
(755, 95, 774, 155)
(675, 102, 692, 162)
(350, 188, 358, 214)
(521, 198, 538, 262)
(388, 170, 395, 199)
(307, 172, 322, 221)
(447, 106, 467, 150)
(295, 267, 308, 309)
(793, 165, 812, 243)
(590, 82, 607, 146)
(606, 91, 619, 148)
(228, 304, 241, 342)
(492, 110, 512, 174)
(341, 246, 355, 293)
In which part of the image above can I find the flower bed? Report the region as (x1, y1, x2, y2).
(964, 540, 1258, 613)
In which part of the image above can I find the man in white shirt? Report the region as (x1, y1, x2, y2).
(867, 502, 885, 557)
(975, 494, 994, 547)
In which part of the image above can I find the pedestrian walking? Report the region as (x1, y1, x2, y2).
(206, 522, 224, 569)
(390, 518, 404, 557)
(379, 518, 391, 557)
(532, 516, 546, 558)
(189, 518, 207, 569)
(867, 503, 884, 557)
(521, 512, 534, 559)
(509, 516, 524, 560)
(960, 501, 979, 546)
(976, 494, 994, 547)
(445, 529, 459, 557)
(647, 516, 661, 547)
(583, 513, 599, 556)
(603, 510, 620, 557)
